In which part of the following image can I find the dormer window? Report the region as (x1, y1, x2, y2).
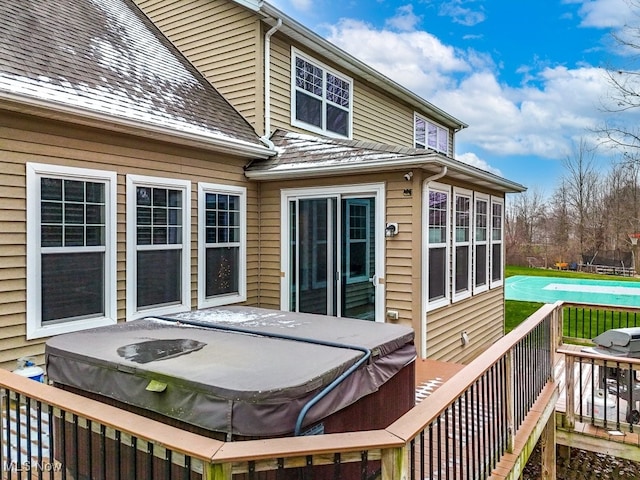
(292, 49, 352, 138)
(414, 114, 449, 154)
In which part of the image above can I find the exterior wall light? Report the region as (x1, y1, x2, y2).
(385, 223, 398, 237)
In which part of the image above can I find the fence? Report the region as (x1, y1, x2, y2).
(0, 304, 558, 480)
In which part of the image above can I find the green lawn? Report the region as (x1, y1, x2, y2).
(504, 265, 639, 333)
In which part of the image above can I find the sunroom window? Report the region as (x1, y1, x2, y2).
(26, 163, 117, 339)
(292, 49, 352, 138)
(414, 114, 449, 154)
(474, 194, 489, 293)
(490, 197, 504, 287)
(425, 183, 450, 309)
(453, 189, 472, 300)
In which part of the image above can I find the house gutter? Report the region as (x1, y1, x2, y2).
(245, 154, 525, 192)
(261, 18, 282, 148)
(0, 91, 276, 159)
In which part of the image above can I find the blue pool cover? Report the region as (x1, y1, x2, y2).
(505, 275, 640, 307)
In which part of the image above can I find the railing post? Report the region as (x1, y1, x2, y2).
(505, 349, 515, 453)
(381, 446, 410, 480)
(206, 461, 232, 480)
(564, 354, 575, 430)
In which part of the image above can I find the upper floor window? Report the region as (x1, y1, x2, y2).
(26, 163, 117, 339)
(292, 49, 353, 138)
(198, 183, 246, 308)
(414, 114, 449, 154)
(126, 175, 191, 320)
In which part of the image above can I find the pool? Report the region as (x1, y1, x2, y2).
(505, 275, 640, 307)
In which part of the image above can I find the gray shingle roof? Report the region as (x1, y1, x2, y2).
(247, 129, 437, 173)
(0, 0, 266, 151)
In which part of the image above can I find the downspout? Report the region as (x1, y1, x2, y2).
(260, 18, 282, 149)
(420, 166, 448, 359)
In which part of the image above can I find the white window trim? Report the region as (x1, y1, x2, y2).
(414, 113, 450, 155)
(452, 187, 472, 302)
(126, 175, 191, 320)
(197, 183, 247, 309)
(490, 196, 505, 288)
(473, 193, 490, 294)
(344, 199, 371, 284)
(26, 163, 117, 339)
(290, 47, 354, 139)
(422, 181, 451, 312)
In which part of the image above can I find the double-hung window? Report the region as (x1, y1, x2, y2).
(126, 175, 191, 320)
(414, 114, 449, 154)
(292, 49, 352, 138)
(490, 197, 504, 287)
(424, 183, 450, 310)
(473, 194, 490, 293)
(26, 163, 117, 339)
(198, 183, 246, 308)
(453, 188, 472, 301)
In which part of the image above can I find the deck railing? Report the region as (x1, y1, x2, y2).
(0, 304, 559, 480)
(562, 302, 640, 345)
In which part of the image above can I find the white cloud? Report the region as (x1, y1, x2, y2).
(574, 0, 632, 28)
(438, 0, 486, 26)
(385, 4, 422, 32)
(456, 152, 502, 176)
(326, 16, 628, 164)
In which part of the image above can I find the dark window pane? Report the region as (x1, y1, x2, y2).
(218, 211, 229, 227)
(42, 225, 63, 247)
(137, 227, 151, 245)
(429, 247, 446, 301)
(455, 246, 469, 293)
(206, 227, 217, 243)
(217, 195, 229, 211)
(349, 242, 366, 278)
(137, 187, 151, 206)
(153, 208, 167, 225)
(168, 209, 180, 226)
(228, 195, 239, 211)
(41, 178, 62, 201)
(42, 252, 104, 322)
(492, 244, 502, 282)
(41, 202, 62, 223)
(137, 207, 151, 225)
(475, 245, 487, 287)
(64, 180, 84, 202)
(137, 249, 181, 308)
(86, 204, 104, 224)
(168, 190, 181, 208)
(153, 188, 167, 207)
(85, 182, 104, 203)
(206, 247, 239, 297)
(326, 104, 348, 136)
(206, 211, 216, 227)
(153, 227, 167, 244)
(86, 226, 104, 246)
(296, 91, 322, 127)
(229, 227, 240, 243)
(168, 227, 181, 244)
(64, 226, 84, 246)
(64, 203, 84, 224)
(206, 193, 217, 209)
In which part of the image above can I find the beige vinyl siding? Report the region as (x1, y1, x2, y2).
(427, 287, 504, 364)
(0, 111, 260, 371)
(134, 0, 262, 129)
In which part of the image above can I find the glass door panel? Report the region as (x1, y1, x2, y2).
(341, 198, 376, 320)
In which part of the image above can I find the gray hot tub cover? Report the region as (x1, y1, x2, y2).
(45, 307, 416, 437)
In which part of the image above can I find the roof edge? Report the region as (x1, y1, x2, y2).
(246, 153, 526, 193)
(0, 91, 276, 159)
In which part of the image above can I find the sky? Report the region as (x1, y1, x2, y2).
(269, 0, 640, 196)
